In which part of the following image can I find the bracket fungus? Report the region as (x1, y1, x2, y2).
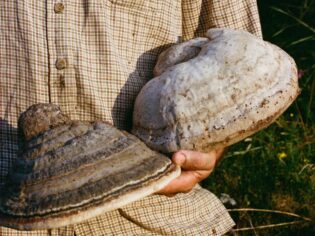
(0, 104, 180, 230)
(0, 28, 300, 231)
(132, 28, 300, 153)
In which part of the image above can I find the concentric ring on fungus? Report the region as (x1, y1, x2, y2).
(0, 104, 180, 230)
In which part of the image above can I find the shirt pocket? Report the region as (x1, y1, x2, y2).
(107, 0, 158, 12)
(105, 0, 181, 42)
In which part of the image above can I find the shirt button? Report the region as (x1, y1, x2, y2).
(54, 3, 65, 14)
(55, 58, 67, 70)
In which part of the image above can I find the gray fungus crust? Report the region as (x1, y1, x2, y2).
(132, 28, 299, 153)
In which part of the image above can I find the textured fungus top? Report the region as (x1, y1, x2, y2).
(0, 104, 180, 230)
(132, 28, 299, 153)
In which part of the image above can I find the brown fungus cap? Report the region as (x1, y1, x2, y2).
(18, 103, 70, 141)
(0, 104, 180, 230)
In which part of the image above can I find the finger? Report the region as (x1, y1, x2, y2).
(214, 147, 226, 164)
(172, 150, 217, 171)
(215, 147, 225, 158)
(156, 170, 210, 195)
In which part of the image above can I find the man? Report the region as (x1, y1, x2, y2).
(0, 0, 262, 235)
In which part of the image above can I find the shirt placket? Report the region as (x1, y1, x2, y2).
(46, 0, 77, 119)
(45, 2, 76, 234)
(46, 2, 76, 234)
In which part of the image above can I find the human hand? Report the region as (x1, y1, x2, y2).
(157, 148, 225, 196)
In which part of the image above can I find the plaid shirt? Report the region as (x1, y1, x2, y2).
(0, 0, 262, 235)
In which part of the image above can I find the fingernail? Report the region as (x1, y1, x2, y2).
(174, 153, 186, 165)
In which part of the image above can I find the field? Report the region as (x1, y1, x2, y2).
(203, 0, 315, 235)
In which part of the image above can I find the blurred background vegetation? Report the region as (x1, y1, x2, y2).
(203, 0, 315, 235)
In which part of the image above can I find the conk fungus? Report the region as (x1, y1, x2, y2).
(0, 104, 180, 230)
(0, 28, 299, 230)
(132, 28, 299, 153)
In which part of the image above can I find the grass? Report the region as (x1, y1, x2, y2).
(202, 0, 315, 235)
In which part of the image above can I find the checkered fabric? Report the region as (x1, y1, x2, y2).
(0, 0, 261, 235)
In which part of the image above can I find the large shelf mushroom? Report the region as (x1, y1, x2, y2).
(132, 28, 299, 153)
(0, 28, 299, 230)
(0, 104, 180, 230)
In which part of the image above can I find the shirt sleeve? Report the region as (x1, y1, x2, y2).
(182, 0, 262, 40)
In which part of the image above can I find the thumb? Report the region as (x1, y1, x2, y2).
(172, 150, 217, 171)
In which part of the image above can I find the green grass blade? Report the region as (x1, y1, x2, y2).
(270, 6, 315, 34)
(289, 35, 315, 46)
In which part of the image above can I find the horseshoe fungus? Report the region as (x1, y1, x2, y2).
(0, 104, 180, 230)
(132, 28, 300, 153)
(0, 28, 299, 231)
